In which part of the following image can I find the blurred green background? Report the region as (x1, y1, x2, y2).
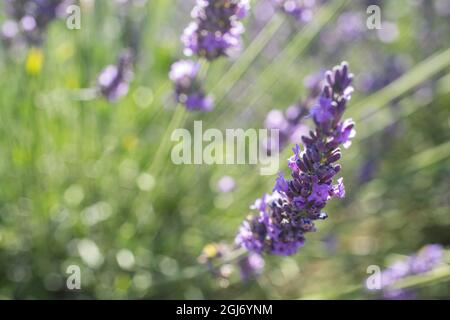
(0, 0, 449, 299)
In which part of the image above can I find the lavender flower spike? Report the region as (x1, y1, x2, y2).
(378, 244, 444, 299)
(182, 0, 250, 60)
(97, 49, 134, 102)
(236, 62, 355, 256)
(169, 60, 214, 111)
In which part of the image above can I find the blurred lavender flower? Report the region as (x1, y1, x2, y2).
(2, 0, 73, 47)
(238, 253, 265, 281)
(217, 176, 236, 193)
(318, 10, 366, 56)
(97, 50, 134, 102)
(263, 73, 323, 155)
(378, 244, 444, 299)
(358, 56, 407, 93)
(434, 0, 450, 17)
(169, 60, 214, 111)
(236, 62, 355, 256)
(272, 0, 316, 22)
(182, 0, 250, 60)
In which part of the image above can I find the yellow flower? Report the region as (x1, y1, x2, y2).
(203, 244, 218, 258)
(26, 47, 44, 75)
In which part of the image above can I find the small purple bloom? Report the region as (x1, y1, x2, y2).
(273, 172, 289, 193)
(235, 213, 268, 254)
(332, 177, 345, 198)
(311, 96, 334, 124)
(308, 177, 330, 204)
(98, 50, 134, 102)
(217, 176, 236, 193)
(169, 60, 214, 112)
(288, 145, 301, 171)
(334, 118, 356, 149)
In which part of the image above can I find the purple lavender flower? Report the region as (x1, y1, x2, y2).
(97, 50, 134, 102)
(2, 0, 73, 46)
(378, 244, 444, 299)
(271, 0, 316, 23)
(236, 62, 355, 256)
(169, 60, 214, 111)
(263, 73, 322, 155)
(238, 253, 265, 281)
(182, 0, 250, 60)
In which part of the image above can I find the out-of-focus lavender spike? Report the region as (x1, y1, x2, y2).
(271, 0, 316, 23)
(97, 49, 134, 102)
(2, 0, 73, 47)
(169, 60, 214, 112)
(263, 72, 323, 155)
(182, 0, 250, 61)
(375, 244, 445, 299)
(238, 253, 265, 281)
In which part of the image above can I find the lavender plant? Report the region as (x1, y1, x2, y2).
(376, 244, 444, 299)
(236, 62, 355, 256)
(97, 49, 135, 102)
(182, 0, 250, 60)
(169, 60, 214, 112)
(1, 0, 72, 47)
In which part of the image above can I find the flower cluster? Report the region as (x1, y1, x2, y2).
(169, 60, 214, 112)
(378, 244, 444, 299)
(263, 73, 323, 155)
(182, 0, 250, 60)
(236, 62, 355, 256)
(271, 0, 316, 23)
(97, 50, 134, 102)
(1, 0, 72, 47)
